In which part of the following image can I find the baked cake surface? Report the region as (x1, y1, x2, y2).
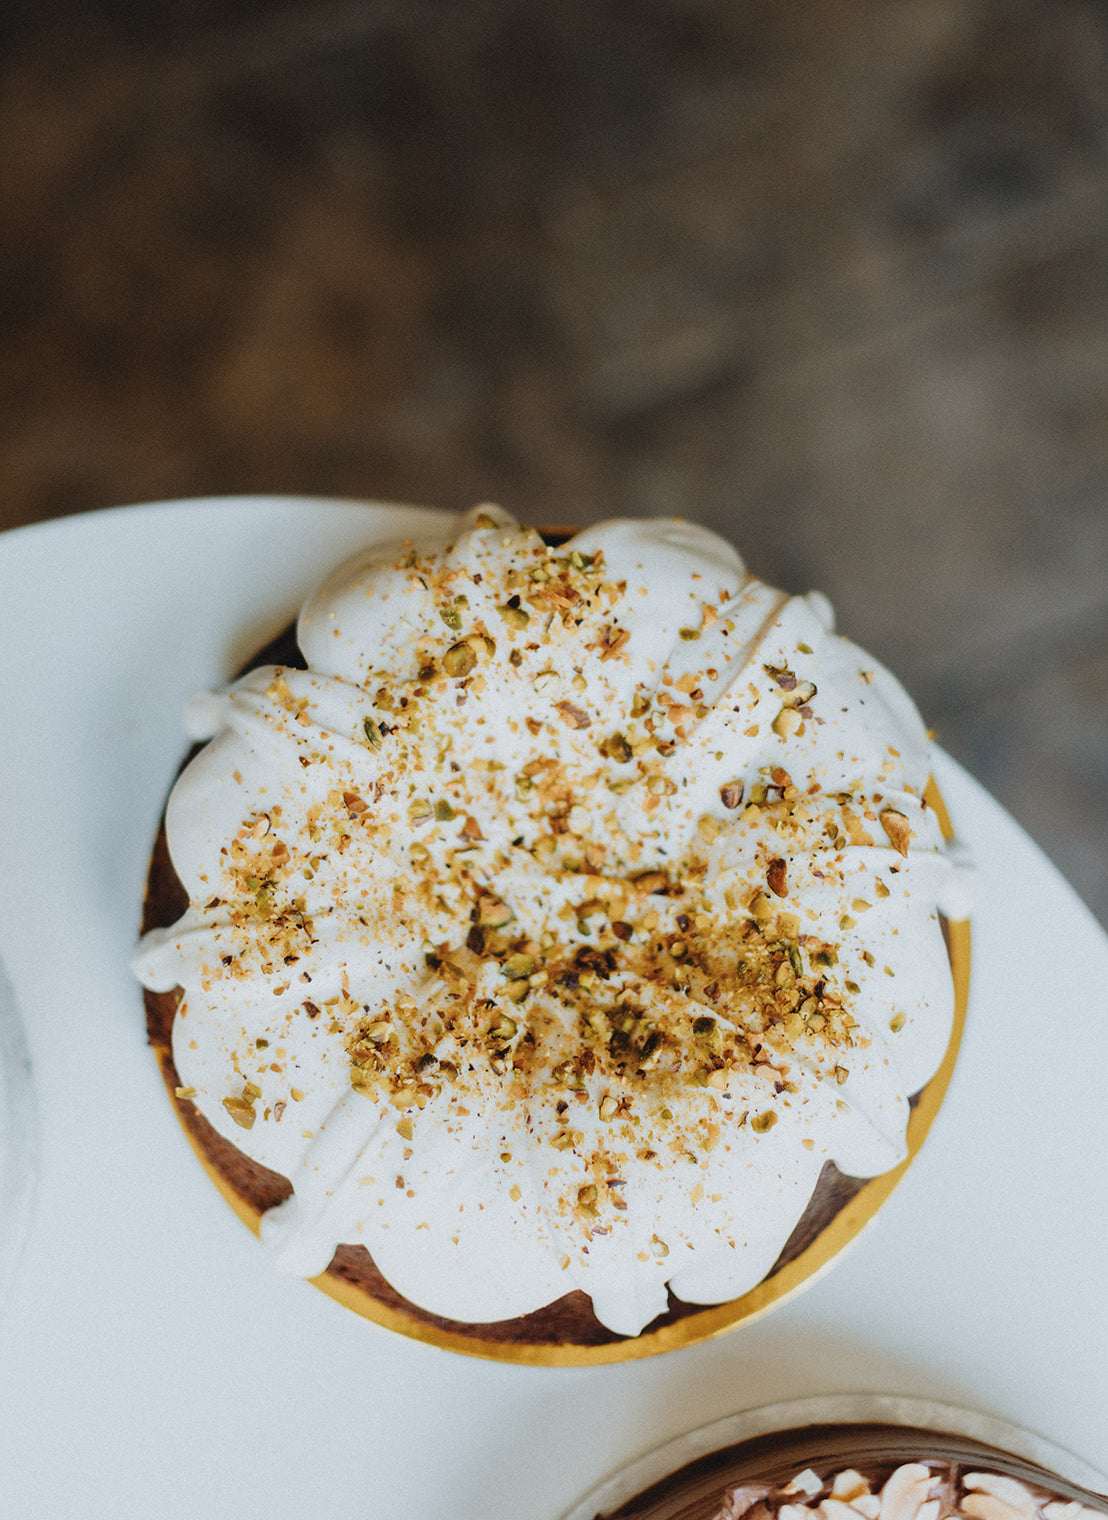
(135, 508, 970, 1350)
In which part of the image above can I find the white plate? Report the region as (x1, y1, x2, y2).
(0, 497, 1105, 1519)
(0, 953, 37, 1311)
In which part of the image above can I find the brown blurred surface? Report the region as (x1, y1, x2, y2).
(1, 0, 1106, 922)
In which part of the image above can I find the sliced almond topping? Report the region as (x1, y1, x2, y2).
(879, 808, 911, 855)
(222, 1096, 256, 1130)
(765, 663, 797, 691)
(475, 893, 513, 927)
(554, 700, 591, 729)
(600, 626, 630, 661)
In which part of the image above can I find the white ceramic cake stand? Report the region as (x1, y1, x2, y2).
(0, 498, 1105, 1520)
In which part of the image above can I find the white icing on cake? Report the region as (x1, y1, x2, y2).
(133, 508, 969, 1335)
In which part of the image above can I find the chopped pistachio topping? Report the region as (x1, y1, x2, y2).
(443, 641, 477, 678)
(185, 519, 945, 1257)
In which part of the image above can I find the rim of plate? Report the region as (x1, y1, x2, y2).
(0, 956, 38, 1312)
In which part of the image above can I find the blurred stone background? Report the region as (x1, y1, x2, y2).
(0, 0, 1105, 923)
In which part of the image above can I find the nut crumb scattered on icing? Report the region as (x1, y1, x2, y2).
(134, 507, 970, 1335)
